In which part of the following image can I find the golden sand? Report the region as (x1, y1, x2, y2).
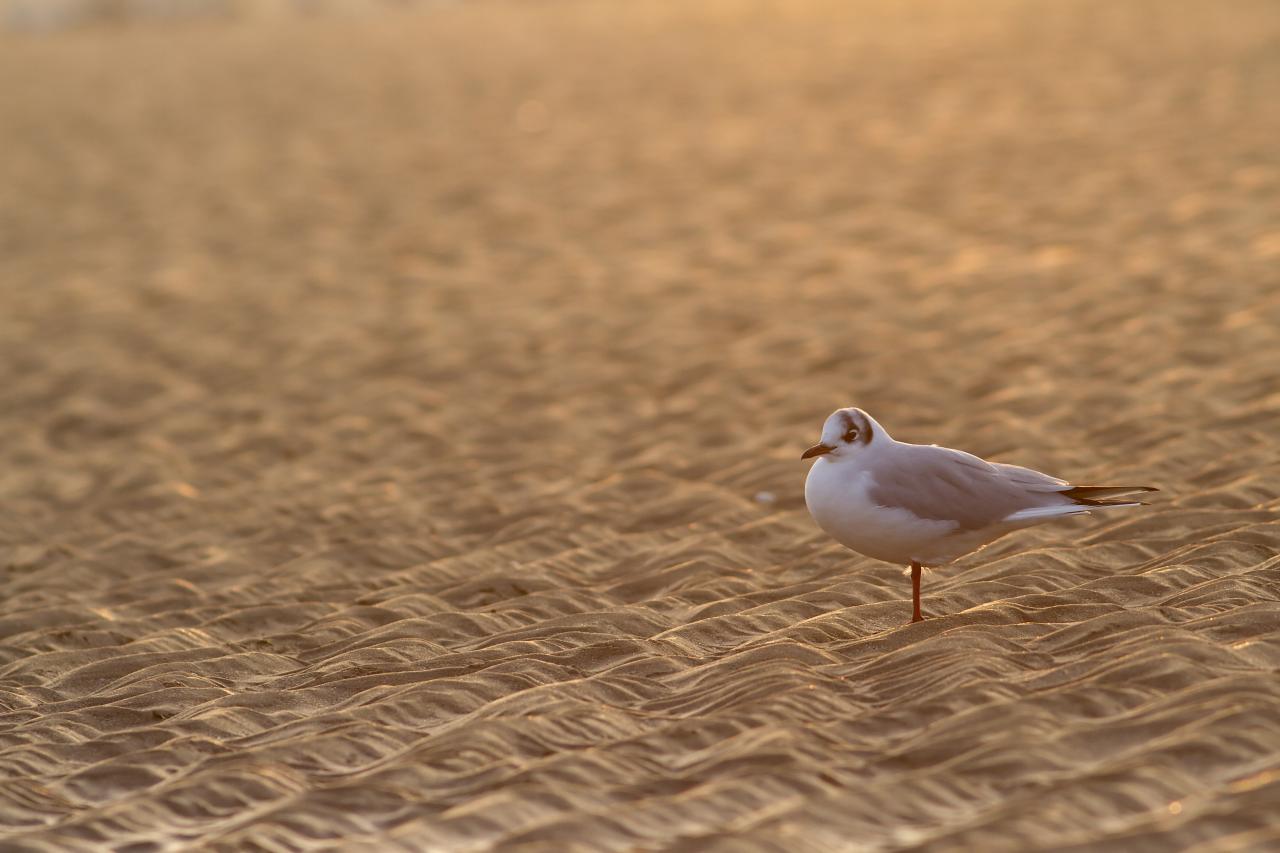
(2, 1, 1279, 849)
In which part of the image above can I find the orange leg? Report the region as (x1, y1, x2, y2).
(911, 561, 924, 623)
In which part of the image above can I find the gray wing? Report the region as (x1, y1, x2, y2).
(991, 461, 1069, 492)
(867, 444, 1068, 530)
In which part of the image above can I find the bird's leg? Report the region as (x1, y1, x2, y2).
(910, 561, 924, 623)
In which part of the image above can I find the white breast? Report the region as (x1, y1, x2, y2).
(804, 457, 964, 566)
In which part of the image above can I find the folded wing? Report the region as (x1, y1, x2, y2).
(868, 444, 1156, 530)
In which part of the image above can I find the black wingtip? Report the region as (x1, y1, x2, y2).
(1062, 485, 1160, 507)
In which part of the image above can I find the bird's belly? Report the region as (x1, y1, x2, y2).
(805, 461, 961, 565)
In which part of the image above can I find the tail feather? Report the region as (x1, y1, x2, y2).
(1005, 505, 1093, 522)
(1061, 485, 1158, 506)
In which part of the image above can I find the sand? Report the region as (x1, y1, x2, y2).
(2, 1, 1280, 850)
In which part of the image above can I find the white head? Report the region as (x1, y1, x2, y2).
(801, 407, 888, 462)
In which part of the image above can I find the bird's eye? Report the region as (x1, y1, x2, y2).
(843, 427, 859, 442)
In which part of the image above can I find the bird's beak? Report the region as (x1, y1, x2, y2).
(801, 443, 833, 460)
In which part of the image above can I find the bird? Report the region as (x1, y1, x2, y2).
(801, 407, 1156, 623)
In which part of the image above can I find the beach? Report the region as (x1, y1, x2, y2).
(2, 1, 1280, 849)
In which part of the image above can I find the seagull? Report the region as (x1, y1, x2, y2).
(802, 407, 1156, 623)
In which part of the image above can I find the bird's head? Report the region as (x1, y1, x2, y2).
(801, 407, 887, 463)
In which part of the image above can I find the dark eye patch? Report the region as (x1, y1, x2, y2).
(839, 410, 873, 446)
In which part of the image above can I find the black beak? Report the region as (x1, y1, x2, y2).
(801, 443, 833, 460)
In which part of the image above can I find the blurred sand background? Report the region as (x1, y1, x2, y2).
(3, 0, 1280, 849)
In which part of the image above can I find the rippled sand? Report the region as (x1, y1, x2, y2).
(3, 1, 1280, 850)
